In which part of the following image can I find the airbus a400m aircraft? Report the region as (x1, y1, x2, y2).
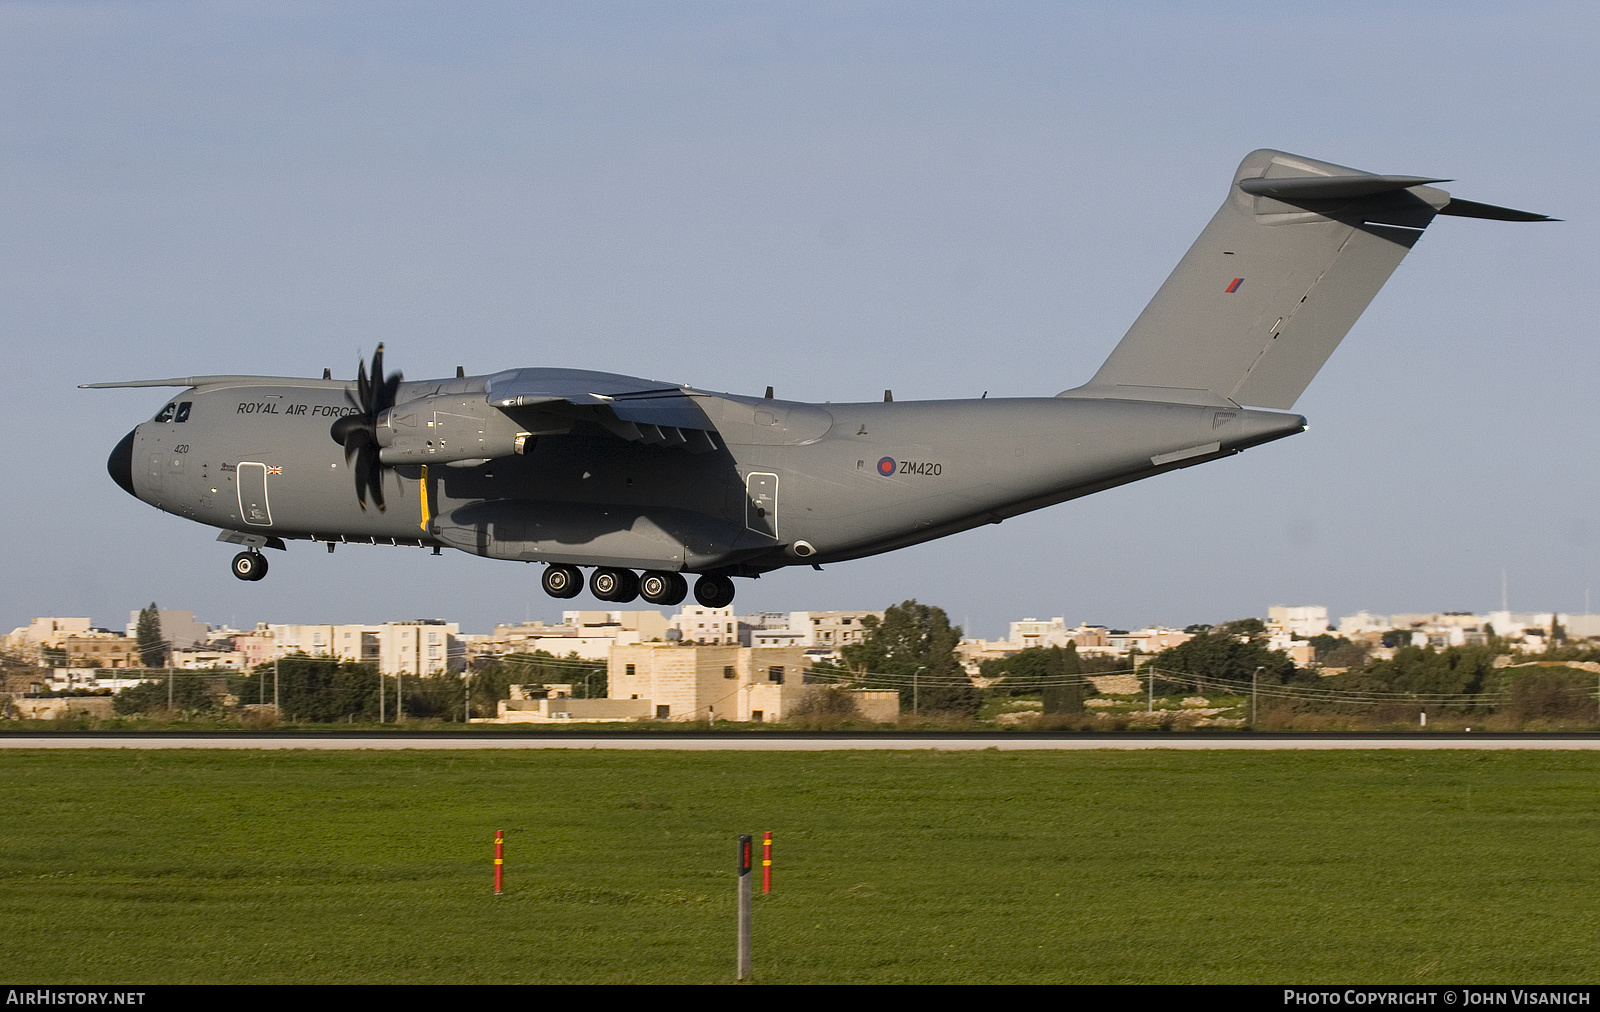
(89, 150, 1549, 608)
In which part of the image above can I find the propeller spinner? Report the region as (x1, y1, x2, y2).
(329, 344, 403, 511)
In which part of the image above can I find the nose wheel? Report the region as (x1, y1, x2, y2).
(231, 551, 268, 582)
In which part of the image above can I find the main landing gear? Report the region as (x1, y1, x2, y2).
(539, 565, 729, 607)
(231, 551, 268, 582)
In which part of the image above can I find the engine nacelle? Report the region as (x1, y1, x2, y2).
(376, 395, 566, 464)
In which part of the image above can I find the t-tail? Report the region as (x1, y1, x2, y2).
(1065, 149, 1553, 410)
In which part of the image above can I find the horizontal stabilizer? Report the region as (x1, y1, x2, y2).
(1438, 198, 1557, 222)
(1239, 174, 1449, 200)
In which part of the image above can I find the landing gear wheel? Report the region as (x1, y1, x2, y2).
(541, 563, 584, 599)
(591, 568, 640, 603)
(639, 571, 688, 606)
(693, 574, 735, 608)
(231, 551, 268, 582)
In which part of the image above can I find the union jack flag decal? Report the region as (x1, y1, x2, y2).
(266, 466, 282, 475)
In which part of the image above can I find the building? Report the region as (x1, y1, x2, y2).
(670, 607, 739, 645)
(170, 649, 247, 670)
(787, 610, 883, 652)
(376, 621, 463, 676)
(229, 620, 461, 675)
(251, 624, 381, 664)
(3, 618, 93, 664)
(62, 633, 142, 669)
(485, 684, 652, 724)
(124, 609, 212, 652)
(478, 611, 669, 660)
(1267, 606, 1330, 639)
(958, 619, 1185, 669)
(608, 643, 898, 723)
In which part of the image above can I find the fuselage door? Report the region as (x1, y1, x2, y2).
(237, 462, 272, 526)
(746, 471, 778, 537)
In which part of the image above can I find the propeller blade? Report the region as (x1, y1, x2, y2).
(331, 345, 401, 513)
(356, 358, 371, 416)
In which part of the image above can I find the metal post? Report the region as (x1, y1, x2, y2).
(494, 830, 504, 895)
(762, 831, 772, 894)
(379, 670, 385, 724)
(1251, 666, 1263, 727)
(274, 657, 280, 714)
(167, 667, 173, 710)
(396, 670, 403, 723)
(737, 834, 752, 981)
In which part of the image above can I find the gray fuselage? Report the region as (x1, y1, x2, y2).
(111, 374, 1304, 577)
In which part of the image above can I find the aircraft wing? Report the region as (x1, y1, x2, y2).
(486, 368, 720, 452)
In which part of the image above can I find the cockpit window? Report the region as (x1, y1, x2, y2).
(175, 402, 192, 423)
(154, 403, 176, 423)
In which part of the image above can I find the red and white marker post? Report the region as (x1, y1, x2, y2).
(494, 830, 504, 895)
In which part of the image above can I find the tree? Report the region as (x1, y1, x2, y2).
(467, 651, 607, 719)
(842, 600, 980, 716)
(1149, 618, 1298, 693)
(113, 671, 226, 715)
(978, 644, 1094, 712)
(232, 656, 382, 722)
(136, 603, 166, 668)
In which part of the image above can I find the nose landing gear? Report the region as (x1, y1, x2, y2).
(231, 551, 268, 582)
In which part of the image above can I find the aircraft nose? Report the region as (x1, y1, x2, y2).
(108, 428, 137, 497)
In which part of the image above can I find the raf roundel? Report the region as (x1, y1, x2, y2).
(877, 457, 896, 476)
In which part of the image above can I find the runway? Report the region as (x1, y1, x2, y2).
(5, 733, 1600, 750)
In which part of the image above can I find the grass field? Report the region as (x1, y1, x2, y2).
(3, 748, 1600, 984)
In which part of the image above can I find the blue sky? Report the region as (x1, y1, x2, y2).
(2, 2, 1595, 637)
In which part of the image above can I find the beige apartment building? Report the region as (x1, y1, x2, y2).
(229, 621, 460, 675)
(608, 643, 898, 723)
(789, 611, 882, 651)
(62, 633, 142, 669)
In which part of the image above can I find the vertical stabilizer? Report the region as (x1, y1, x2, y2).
(1071, 149, 1455, 410)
